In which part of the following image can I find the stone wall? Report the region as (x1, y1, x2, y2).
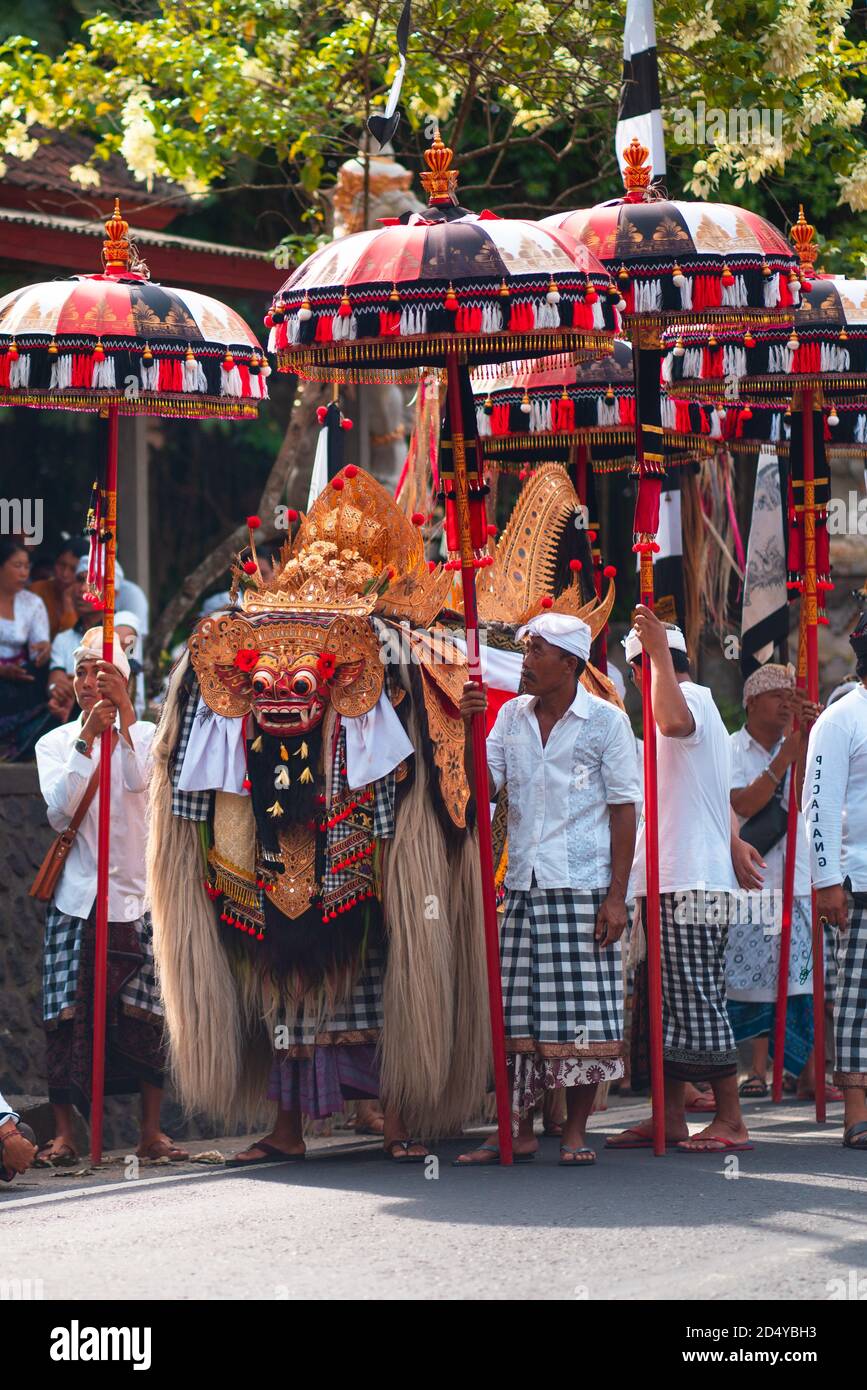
(0, 765, 226, 1150)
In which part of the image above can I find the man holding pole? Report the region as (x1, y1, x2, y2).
(455, 612, 641, 1167)
(609, 608, 763, 1153)
(803, 612, 867, 1150)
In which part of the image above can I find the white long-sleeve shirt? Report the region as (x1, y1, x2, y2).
(35, 716, 154, 920)
(803, 683, 867, 892)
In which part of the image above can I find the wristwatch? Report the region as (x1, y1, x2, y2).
(74, 736, 91, 757)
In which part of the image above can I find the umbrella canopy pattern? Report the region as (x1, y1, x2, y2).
(267, 135, 621, 382)
(661, 393, 867, 456)
(661, 278, 867, 397)
(541, 140, 802, 321)
(0, 202, 268, 418)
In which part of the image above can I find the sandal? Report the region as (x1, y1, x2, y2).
(383, 1139, 428, 1163)
(225, 1140, 306, 1168)
(34, 1140, 78, 1168)
(558, 1145, 596, 1166)
(604, 1127, 682, 1150)
(676, 1135, 754, 1153)
(738, 1075, 769, 1098)
(452, 1141, 536, 1167)
(843, 1121, 867, 1150)
(136, 1138, 190, 1162)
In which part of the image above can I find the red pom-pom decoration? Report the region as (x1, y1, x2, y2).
(316, 406, 328, 424)
(344, 464, 358, 477)
(486, 524, 498, 537)
(540, 596, 553, 609)
(242, 778, 252, 792)
(331, 477, 344, 491)
(286, 508, 299, 522)
(411, 512, 426, 526)
(340, 418, 353, 431)
(427, 560, 436, 572)
(234, 648, 260, 671)
(603, 565, 617, 579)
(586, 530, 597, 542)
(518, 469, 528, 481)
(569, 559, 583, 572)
(246, 515, 261, 530)
(264, 314, 274, 329)
(242, 560, 258, 575)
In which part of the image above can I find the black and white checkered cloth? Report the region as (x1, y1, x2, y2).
(833, 893, 867, 1085)
(170, 674, 212, 822)
(43, 904, 162, 1024)
(500, 888, 623, 1052)
(277, 941, 385, 1048)
(657, 892, 738, 1077)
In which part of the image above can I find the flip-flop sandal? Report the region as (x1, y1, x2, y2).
(452, 1141, 536, 1167)
(136, 1140, 191, 1162)
(225, 1140, 306, 1168)
(558, 1145, 597, 1167)
(685, 1095, 718, 1111)
(843, 1121, 867, 1150)
(34, 1142, 78, 1168)
(676, 1136, 754, 1153)
(738, 1075, 769, 1098)
(383, 1139, 429, 1163)
(604, 1127, 680, 1150)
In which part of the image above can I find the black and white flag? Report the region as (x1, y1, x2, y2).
(367, 0, 412, 152)
(616, 0, 666, 177)
(740, 446, 789, 676)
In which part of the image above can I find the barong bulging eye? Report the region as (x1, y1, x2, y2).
(290, 671, 317, 698)
(251, 670, 275, 696)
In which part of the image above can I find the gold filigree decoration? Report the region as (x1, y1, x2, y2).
(188, 612, 257, 717)
(328, 615, 383, 717)
(269, 826, 318, 920)
(418, 667, 469, 828)
(476, 462, 582, 619)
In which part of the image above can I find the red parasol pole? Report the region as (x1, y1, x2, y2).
(90, 402, 118, 1164)
(772, 614, 806, 1102)
(632, 341, 666, 1158)
(801, 386, 825, 1123)
(446, 350, 513, 1165)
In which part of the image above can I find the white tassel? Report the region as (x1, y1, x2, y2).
(660, 396, 676, 430)
(764, 274, 781, 309)
(91, 356, 116, 390)
(9, 352, 30, 389)
(635, 278, 662, 313)
(678, 277, 693, 310)
(684, 346, 703, 379)
(661, 353, 673, 384)
(288, 315, 302, 344)
(820, 342, 850, 374)
(791, 281, 801, 306)
(140, 360, 159, 391)
(182, 356, 201, 391)
(598, 398, 620, 426)
(267, 327, 278, 353)
(476, 406, 491, 438)
(592, 296, 605, 328)
(533, 300, 560, 329)
(332, 313, 348, 342)
(770, 412, 782, 442)
(855, 413, 866, 444)
(783, 417, 791, 441)
(709, 408, 722, 439)
(50, 354, 73, 390)
(481, 302, 503, 333)
(722, 346, 746, 379)
(722, 275, 748, 308)
(221, 365, 243, 397)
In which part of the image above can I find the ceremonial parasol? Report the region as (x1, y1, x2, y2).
(472, 340, 715, 669)
(661, 235, 867, 1119)
(267, 132, 622, 1163)
(539, 140, 802, 1154)
(0, 202, 268, 1161)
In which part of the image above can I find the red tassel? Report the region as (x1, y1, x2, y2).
(314, 314, 333, 342)
(379, 310, 401, 337)
(572, 300, 593, 330)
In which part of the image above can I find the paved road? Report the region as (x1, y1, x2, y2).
(3, 1099, 866, 1301)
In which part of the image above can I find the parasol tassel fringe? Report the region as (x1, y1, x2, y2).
(221, 364, 243, 397)
(481, 302, 503, 333)
(722, 345, 746, 380)
(722, 274, 748, 308)
(50, 353, 73, 390)
(598, 397, 620, 427)
(678, 277, 693, 310)
(140, 358, 159, 391)
(592, 295, 605, 329)
(9, 352, 30, 389)
(91, 355, 116, 390)
(764, 274, 781, 309)
(855, 413, 867, 444)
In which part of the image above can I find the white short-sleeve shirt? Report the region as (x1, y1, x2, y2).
(631, 681, 737, 897)
(730, 725, 810, 897)
(0, 589, 49, 660)
(487, 683, 641, 892)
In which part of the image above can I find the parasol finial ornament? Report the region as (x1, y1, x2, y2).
(622, 137, 652, 201)
(102, 198, 131, 275)
(791, 204, 818, 277)
(420, 130, 459, 205)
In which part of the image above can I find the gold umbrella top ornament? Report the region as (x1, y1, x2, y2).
(266, 132, 622, 385)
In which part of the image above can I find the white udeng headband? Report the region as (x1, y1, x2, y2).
(622, 625, 687, 664)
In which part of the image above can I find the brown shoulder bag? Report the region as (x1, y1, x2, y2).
(29, 736, 115, 902)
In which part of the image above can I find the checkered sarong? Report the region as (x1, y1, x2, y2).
(657, 892, 738, 1080)
(276, 940, 385, 1054)
(833, 893, 867, 1086)
(43, 904, 162, 1024)
(500, 888, 623, 1058)
(170, 672, 212, 822)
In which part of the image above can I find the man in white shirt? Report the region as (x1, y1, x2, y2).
(609, 607, 763, 1155)
(803, 612, 867, 1150)
(727, 663, 826, 1100)
(455, 612, 641, 1167)
(34, 627, 187, 1166)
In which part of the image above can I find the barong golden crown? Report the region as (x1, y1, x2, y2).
(790, 205, 818, 273)
(622, 138, 652, 194)
(420, 130, 459, 204)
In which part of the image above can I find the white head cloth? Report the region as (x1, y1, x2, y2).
(515, 612, 592, 662)
(72, 626, 131, 680)
(113, 608, 140, 634)
(623, 623, 687, 665)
